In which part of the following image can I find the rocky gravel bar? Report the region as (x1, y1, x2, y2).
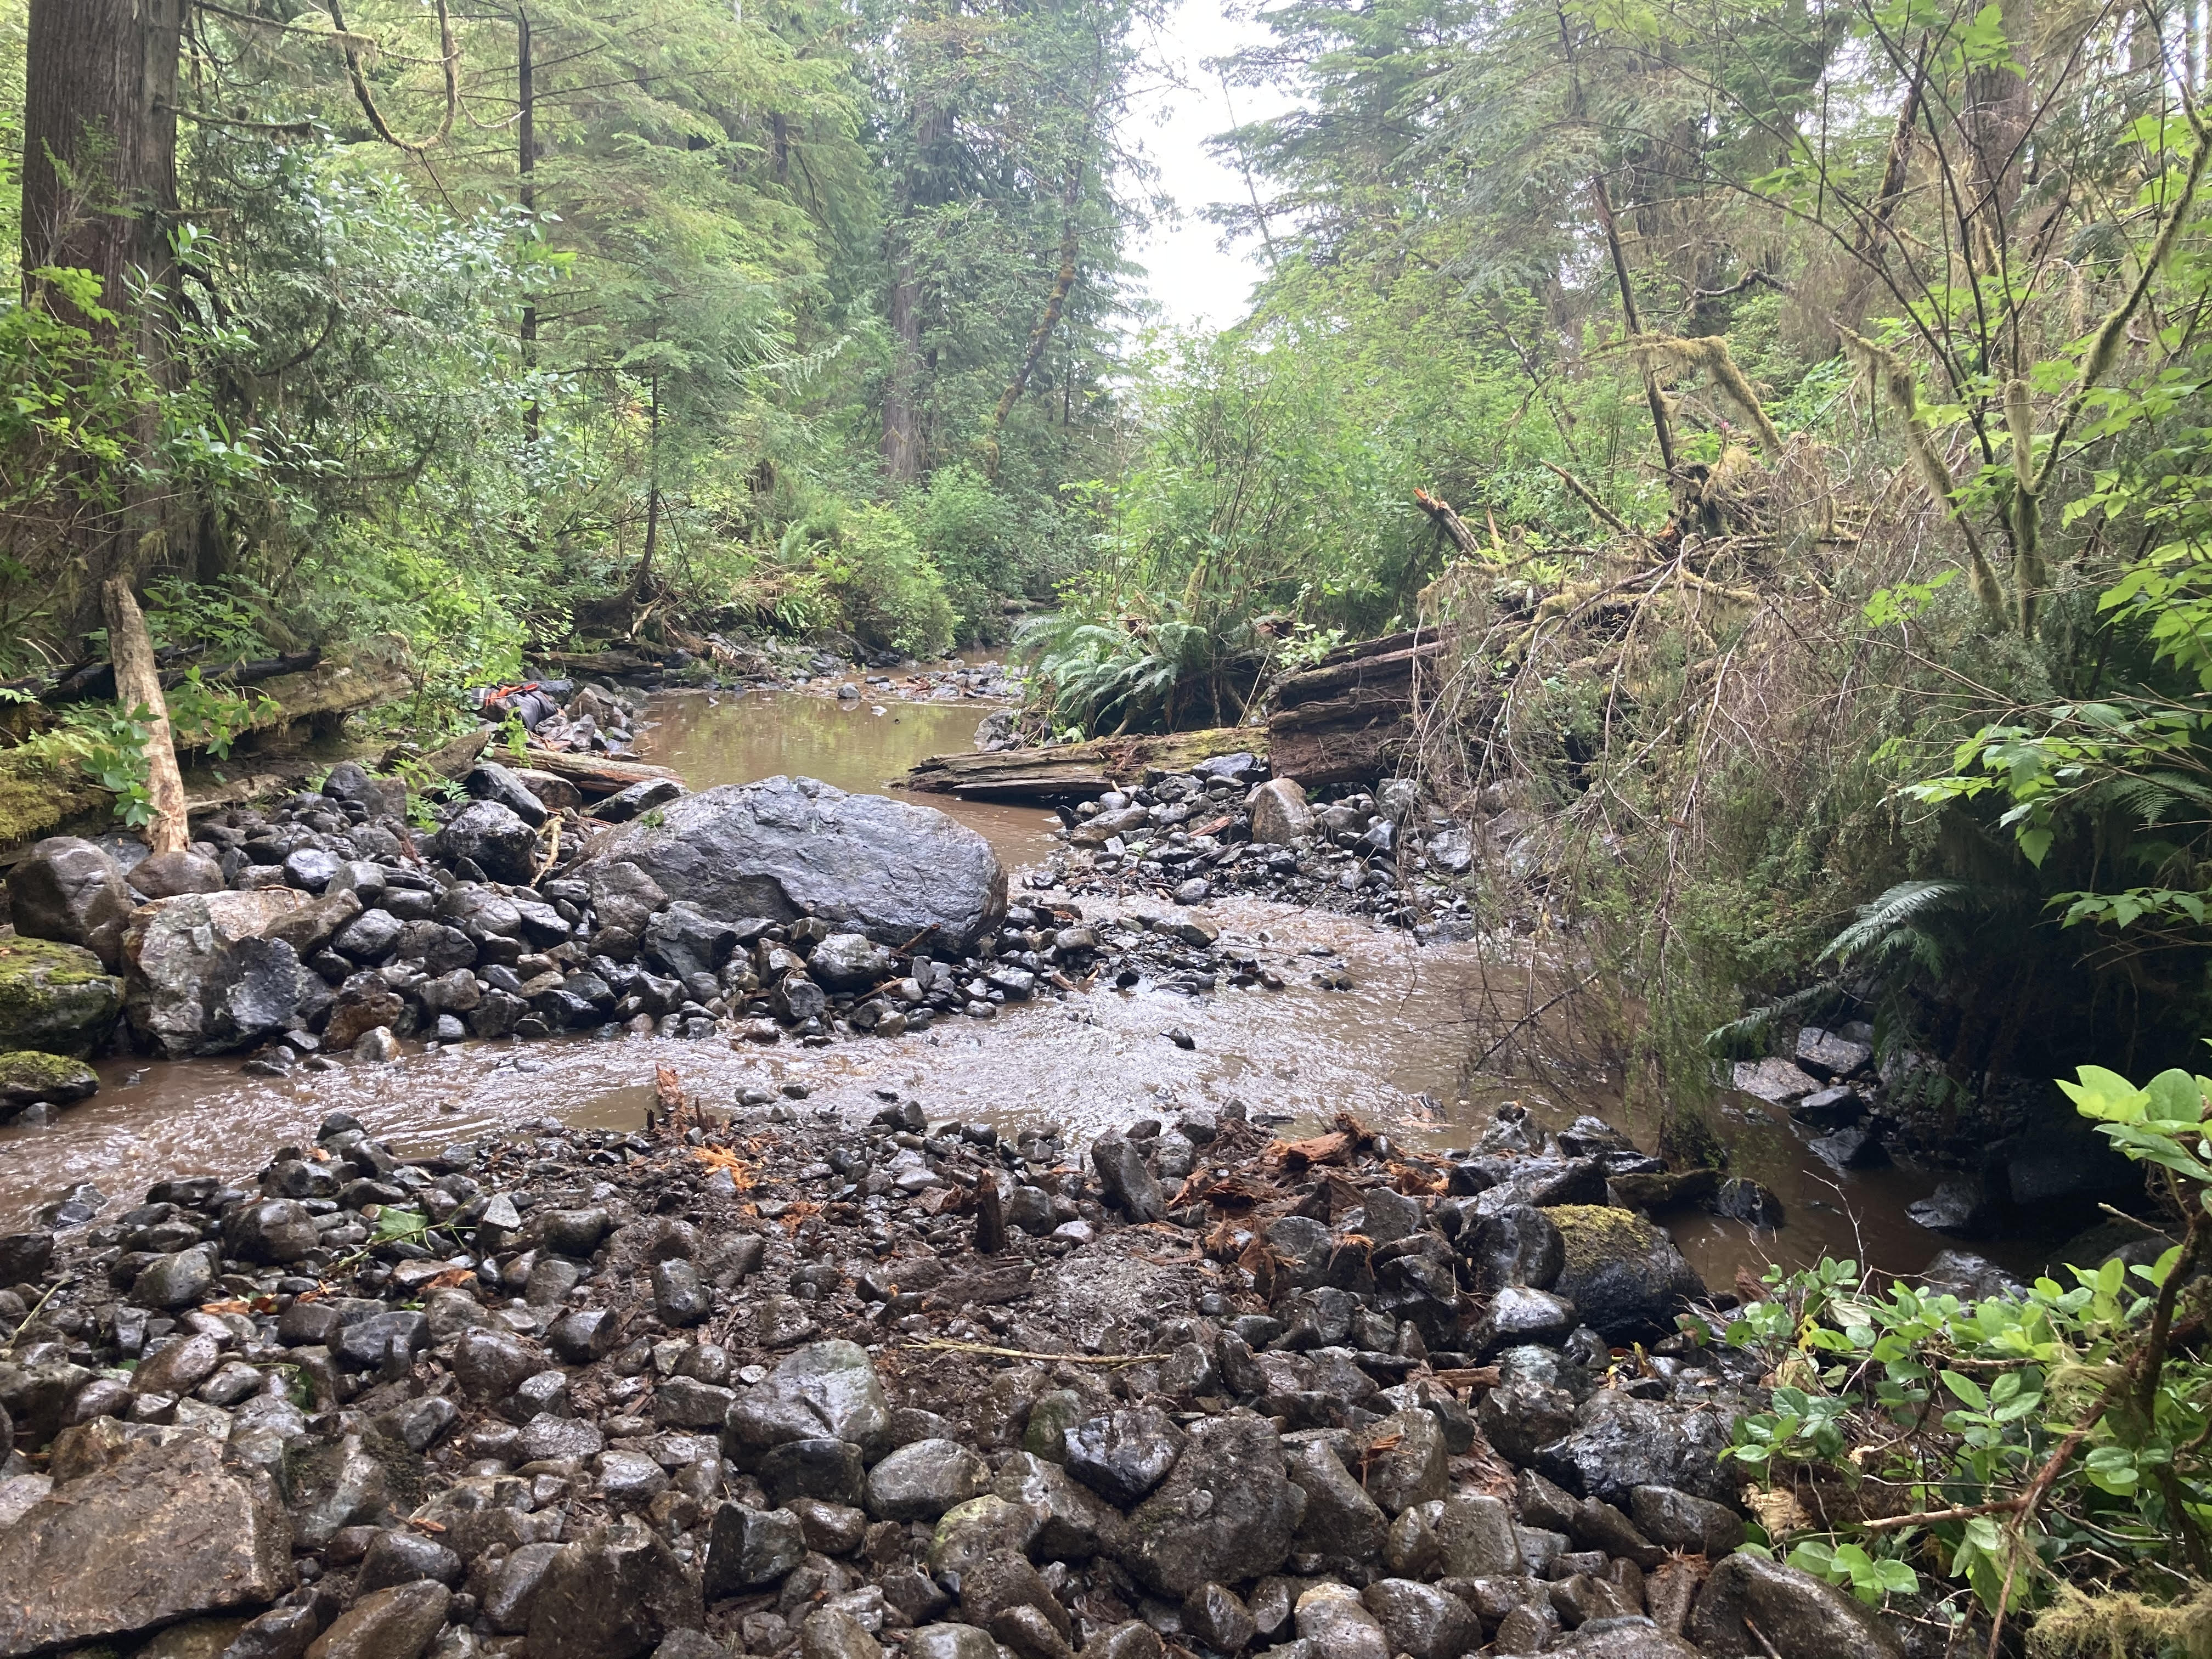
(0, 1088, 1922, 1659)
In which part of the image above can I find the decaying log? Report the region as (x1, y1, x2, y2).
(533, 648, 674, 678)
(905, 727, 1265, 802)
(520, 746, 682, 798)
(1264, 630, 1444, 787)
(101, 580, 190, 857)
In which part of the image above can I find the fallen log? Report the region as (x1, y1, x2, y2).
(905, 727, 1265, 802)
(1264, 629, 1444, 786)
(520, 746, 683, 798)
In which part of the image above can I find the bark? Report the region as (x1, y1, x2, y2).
(101, 578, 188, 856)
(1588, 173, 1677, 472)
(980, 159, 1085, 480)
(21, 0, 187, 639)
(906, 728, 1266, 801)
(882, 104, 949, 482)
(518, 4, 539, 444)
(1961, 0, 2035, 266)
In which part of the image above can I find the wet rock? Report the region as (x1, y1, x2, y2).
(1249, 780, 1317, 845)
(911, 1625, 1000, 1659)
(1687, 1553, 1904, 1659)
(724, 1339, 891, 1459)
(592, 777, 687, 823)
(1357, 1407, 1449, 1514)
(800, 1608, 884, 1659)
(1629, 1485, 1744, 1555)
(465, 761, 553, 828)
(1294, 1582, 1389, 1659)
(1464, 1205, 1565, 1294)
(1116, 1412, 1302, 1598)
(961, 1548, 1074, 1641)
(133, 1330, 223, 1395)
(602, 1449, 673, 1508)
(1795, 1027, 1872, 1080)
(122, 890, 316, 1058)
(1537, 1392, 1736, 1505)
(810, 933, 898, 991)
(0, 935, 123, 1057)
(1184, 1583, 1257, 1652)
(991, 1451, 1121, 1560)
(1479, 1373, 1576, 1466)
(704, 1503, 808, 1595)
(0, 1049, 98, 1115)
(0, 1229, 54, 1282)
(1285, 1438, 1387, 1568)
(927, 1494, 1045, 1579)
(1065, 1406, 1185, 1506)
(1544, 1206, 1705, 1341)
(1810, 1126, 1886, 1171)
(1731, 1059, 1819, 1103)
(1906, 1181, 1991, 1237)
(359, 1528, 466, 1591)
(304, 1580, 450, 1659)
(1552, 1621, 1702, 1659)
(133, 1246, 217, 1310)
(1480, 1285, 1579, 1352)
(0, 1432, 291, 1654)
(223, 1198, 319, 1264)
(454, 1327, 539, 1400)
(1090, 1136, 1164, 1222)
(653, 1259, 710, 1327)
(527, 1518, 707, 1659)
(1920, 1250, 2026, 1301)
(438, 800, 541, 884)
(5, 836, 136, 970)
(581, 776, 1007, 949)
(1363, 1579, 1479, 1659)
(1712, 1178, 1784, 1229)
(866, 1436, 991, 1521)
(760, 1435, 866, 1506)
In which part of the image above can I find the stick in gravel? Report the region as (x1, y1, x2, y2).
(101, 578, 189, 856)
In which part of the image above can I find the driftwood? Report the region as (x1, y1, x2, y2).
(520, 746, 681, 798)
(905, 727, 1265, 802)
(533, 649, 674, 678)
(1265, 629, 1443, 786)
(101, 580, 189, 856)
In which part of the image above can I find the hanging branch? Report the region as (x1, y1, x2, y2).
(1589, 172, 1678, 472)
(980, 154, 1087, 481)
(1836, 323, 2007, 624)
(325, 0, 460, 156)
(2029, 105, 2212, 499)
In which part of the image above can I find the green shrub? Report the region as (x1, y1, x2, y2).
(820, 504, 955, 659)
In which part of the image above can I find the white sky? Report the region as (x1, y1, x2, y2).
(1121, 0, 1297, 334)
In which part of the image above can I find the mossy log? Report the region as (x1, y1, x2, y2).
(0, 646, 416, 857)
(518, 747, 684, 798)
(905, 727, 1266, 801)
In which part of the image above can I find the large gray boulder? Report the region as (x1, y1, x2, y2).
(4, 836, 137, 970)
(121, 889, 315, 1057)
(0, 1431, 292, 1654)
(580, 776, 1006, 949)
(0, 936, 121, 1057)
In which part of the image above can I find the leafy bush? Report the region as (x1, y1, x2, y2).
(1714, 1059, 2212, 1638)
(819, 504, 955, 659)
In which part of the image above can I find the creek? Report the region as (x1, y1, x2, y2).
(0, 678, 1975, 1290)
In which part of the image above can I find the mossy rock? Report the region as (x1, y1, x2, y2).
(0, 936, 122, 1058)
(0, 1049, 99, 1115)
(1543, 1203, 1707, 1342)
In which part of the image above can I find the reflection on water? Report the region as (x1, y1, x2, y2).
(0, 685, 1980, 1294)
(639, 686, 1059, 869)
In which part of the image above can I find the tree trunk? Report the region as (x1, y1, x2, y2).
(980, 159, 1084, 481)
(518, 4, 539, 444)
(883, 259, 925, 481)
(1961, 0, 2035, 268)
(101, 578, 188, 855)
(22, 0, 187, 641)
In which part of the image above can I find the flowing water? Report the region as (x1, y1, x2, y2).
(0, 675, 1976, 1290)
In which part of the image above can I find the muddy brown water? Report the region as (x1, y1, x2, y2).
(0, 678, 1968, 1291)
